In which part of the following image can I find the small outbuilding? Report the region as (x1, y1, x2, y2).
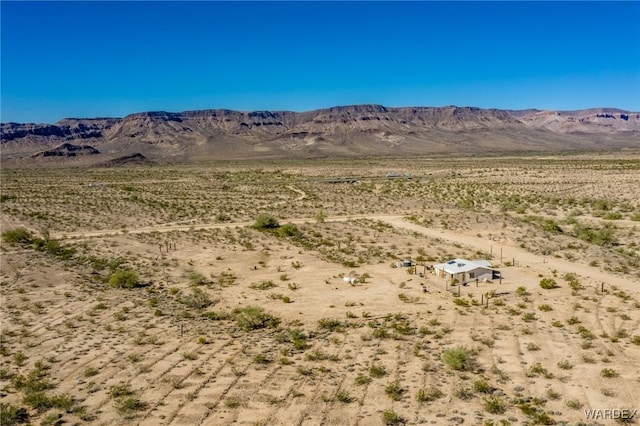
(432, 258, 497, 284)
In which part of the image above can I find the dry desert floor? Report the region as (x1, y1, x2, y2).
(1, 153, 639, 425)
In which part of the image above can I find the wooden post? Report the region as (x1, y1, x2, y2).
(500, 248, 503, 264)
(601, 282, 604, 293)
(481, 294, 484, 305)
(476, 278, 479, 287)
(457, 285, 461, 297)
(499, 275, 502, 285)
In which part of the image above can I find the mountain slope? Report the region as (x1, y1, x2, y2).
(2, 105, 639, 164)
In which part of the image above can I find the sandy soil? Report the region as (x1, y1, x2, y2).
(1, 154, 639, 425)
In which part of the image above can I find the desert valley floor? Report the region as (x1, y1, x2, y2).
(1, 152, 639, 425)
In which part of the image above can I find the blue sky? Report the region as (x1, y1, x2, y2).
(2, 1, 639, 123)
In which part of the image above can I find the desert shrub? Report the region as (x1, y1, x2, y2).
(212, 271, 237, 287)
(385, 381, 404, 401)
(11, 370, 53, 393)
(253, 354, 271, 364)
(250, 280, 277, 290)
(253, 214, 279, 230)
(539, 278, 559, 289)
(318, 317, 343, 332)
(276, 223, 300, 237)
(452, 296, 470, 307)
(484, 396, 506, 414)
(557, 359, 573, 370)
(538, 304, 553, 312)
(304, 348, 329, 361)
(109, 384, 134, 399)
(516, 286, 530, 297)
(472, 378, 494, 394)
(600, 368, 619, 378)
(573, 222, 616, 246)
(201, 310, 230, 321)
(416, 386, 443, 402)
(577, 326, 595, 340)
(0, 403, 29, 425)
(382, 409, 405, 425)
(526, 342, 540, 351)
(114, 396, 148, 416)
(335, 389, 354, 403)
(108, 269, 139, 289)
(398, 293, 419, 303)
(32, 238, 76, 260)
(180, 288, 213, 309)
(527, 363, 554, 379)
(83, 367, 99, 377)
(1, 228, 33, 245)
(233, 306, 280, 331)
(441, 346, 476, 371)
(355, 374, 371, 385)
(369, 363, 387, 378)
(225, 395, 244, 408)
(566, 399, 583, 410)
(518, 403, 555, 425)
(21, 392, 51, 412)
(455, 386, 475, 401)
(567, 315, 581, 325)
(541, 219, 563, 235)
(188, 272, 208, 286)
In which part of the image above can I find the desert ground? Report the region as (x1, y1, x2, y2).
(1, 152, 639, 425)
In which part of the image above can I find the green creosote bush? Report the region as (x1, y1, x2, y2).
(369, 363, 387, 378)
(600, 368, 619, 378)
(382, 409, 406, 426)
(385, 380, 404, 401)
(1, 228, 33, 245)
(484, 396, 507, 414)
(108, 269, 140, 289)
(441, 346, 477, 371)
(0, 403, 29, 425)
(416, 386, 443, 402)
(233, 306, 280, 331)
(539, 278, 559, 289)
(317, 317, 343, 332)
(252, 214, 280, 230)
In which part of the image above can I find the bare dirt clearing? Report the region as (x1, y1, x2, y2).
(1, 153, 639, 425)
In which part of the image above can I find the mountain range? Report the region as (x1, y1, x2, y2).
(2, 105, 639, 165)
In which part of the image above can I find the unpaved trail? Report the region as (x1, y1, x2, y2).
(50, 185, 309, 239)
(380, 216, 640, 295)
(50, 212, 638, 296)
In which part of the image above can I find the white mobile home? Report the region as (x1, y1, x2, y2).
(432, 258, 495, 284)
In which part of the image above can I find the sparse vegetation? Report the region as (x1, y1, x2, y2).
(442, 346, 476, 371)
(1, 156, 638, 425)
(539, 278, 559, 289)
(108, 269, 140, 289)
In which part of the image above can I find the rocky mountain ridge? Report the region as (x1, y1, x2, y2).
(2, 105, 639, 163)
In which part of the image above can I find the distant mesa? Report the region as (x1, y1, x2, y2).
(2, 104, 638, 165)
(32, 142, 100, 158)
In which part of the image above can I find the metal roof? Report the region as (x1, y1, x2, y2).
(433, 258, 493, 274)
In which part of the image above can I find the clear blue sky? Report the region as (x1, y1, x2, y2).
(2, 1, 639, 123)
